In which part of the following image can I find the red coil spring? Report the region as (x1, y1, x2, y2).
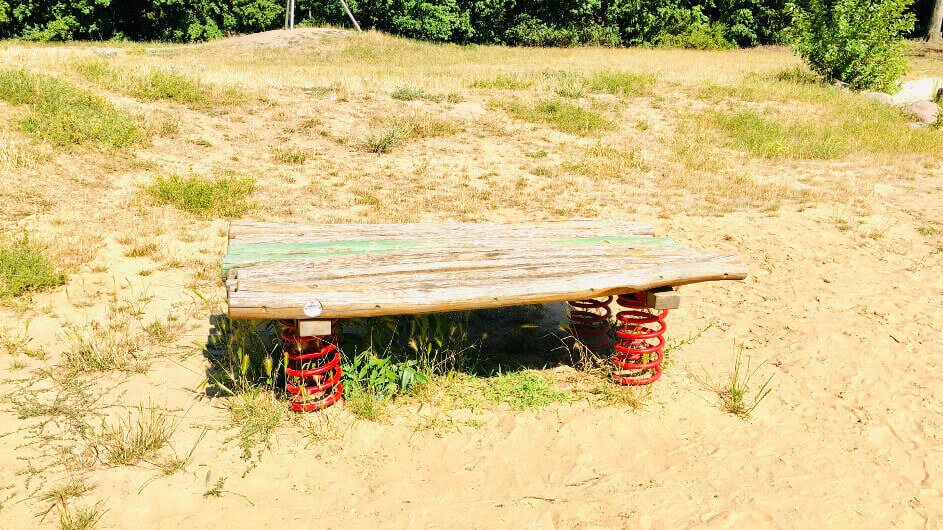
(567, 297, 613, 349)
(279, 319, 343, 412)
(612, 293, 668, 386)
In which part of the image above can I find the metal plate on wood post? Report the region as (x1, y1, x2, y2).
(298, 319, 332, 337)
(646, 287, 681, 310)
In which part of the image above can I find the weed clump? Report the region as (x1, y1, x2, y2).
(0, 69, 142, 148)
(96, 406, 174, 465)
(469, 73, 534, 90)
(587, 71, 655, 97)
(503, 98, 612, 135)
(693, 349, 773, 418)
(391, 86, 425, 101)
(145, 174, 255, 218)
(0, 233, 65, 298)
(272, 147, 307, 165)
(484, 371, 572, 410)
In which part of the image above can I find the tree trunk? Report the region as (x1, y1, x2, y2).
(930, 0, 943, 43)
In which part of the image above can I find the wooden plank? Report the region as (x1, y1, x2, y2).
(227, 253, 745, 319)
(228, 220, 655, 239)
(223, 220, 748, 320)
(220, 236, 683, 278)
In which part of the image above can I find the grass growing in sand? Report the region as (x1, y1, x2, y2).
(586, 70, 656, 96)
(95, 406, 175, 465)
(145, 174, 255, 218)
(364, 113, 459, 153)
(694, 70, 943, 159)
(72, 59, 247, 108)
(483, 370, 573, 410)
(501, 98, 613, 135)
(0, 233, 66, 298)
(0, 69, 142, 148)
(693, 349, 773, 418)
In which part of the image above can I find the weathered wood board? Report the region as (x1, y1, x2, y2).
(224, 221, 748, 320)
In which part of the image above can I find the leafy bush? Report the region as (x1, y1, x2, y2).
(654, 8, 734, 49)
(789, 0, 915, 91)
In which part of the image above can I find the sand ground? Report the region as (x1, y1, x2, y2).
(0, 29, 941, 528)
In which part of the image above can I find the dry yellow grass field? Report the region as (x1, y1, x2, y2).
(0, 28, 942, 527)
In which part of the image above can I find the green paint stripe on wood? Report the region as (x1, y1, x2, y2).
(550, 236, 680, 246)
(226, 240, 421, 255)
(221, 240, 419, 278)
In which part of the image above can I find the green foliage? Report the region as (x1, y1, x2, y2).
(0, 0, 806, 48)
(789, 0, 915, 91)
(343, 351, 427, 400)
(145, 173, 255, 218)
(1, 0, 284, 42)
(699, 73, 943, 157)
(391, 86, 425, 100)
(0, 233, 65, 299)
(713, 110, 850, 158)
(483, 370, 572, 410)
(340, 313, 474, 400)
(654, 9, 734, 50)
(693, 348, 773, 418)
(96, 406, 173, 465)
(0, 69, 142, 148)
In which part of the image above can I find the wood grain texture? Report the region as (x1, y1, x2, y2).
(224, 221, 748, 319)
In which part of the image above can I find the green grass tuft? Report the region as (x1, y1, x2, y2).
(503, 98, 612, 135)
(697, 74, 943, 158)
(484, 370, 572, 410)
(0, 233, 66, 298)
(272, 147, 307, 165)
(0, 69, 142, 148)
(145, 174, 255, 218)
(587, 71, 655, 97)
(73, 59, 246, 108)
(391, 86, 425, 101)
(713, 110, 850, 159)
(469, 73, 534, 90)
(96, 406, 174, 465)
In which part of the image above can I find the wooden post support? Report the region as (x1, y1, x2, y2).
(646, 287, 680, 310)
(298, 319, 333, 337)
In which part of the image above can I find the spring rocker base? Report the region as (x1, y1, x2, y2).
(223, 220, 747, 412)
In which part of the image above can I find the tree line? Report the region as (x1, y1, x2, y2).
(0, 0, 938, 48)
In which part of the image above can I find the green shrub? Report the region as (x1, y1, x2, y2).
(146, 174, 255, 218)
(789, 0, 915, 91)
(0, 233, 65, 298)
(0, 69, 142, 148)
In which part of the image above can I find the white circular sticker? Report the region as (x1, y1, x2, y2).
(303, 300, 323, 318)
